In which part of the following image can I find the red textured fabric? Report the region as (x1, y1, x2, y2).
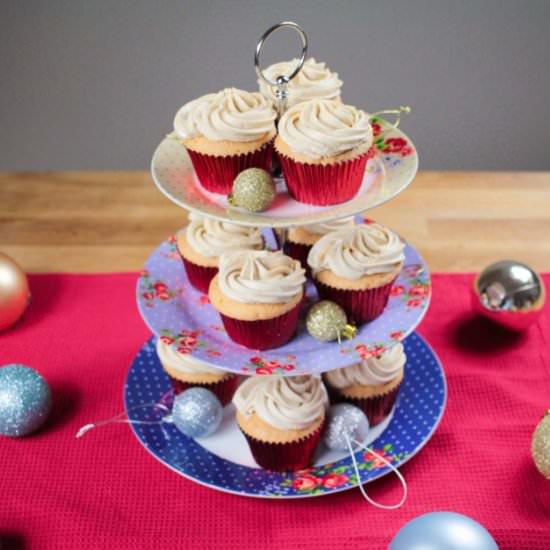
(0, 273, 549, 550)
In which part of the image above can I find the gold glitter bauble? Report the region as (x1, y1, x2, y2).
(532, 410, 550, 479)
(306, 300, 356, 342)
(228, 168, 276, 212)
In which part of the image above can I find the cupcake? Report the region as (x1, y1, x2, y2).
(284, 217, 356, 275)
(156, 338, 238, 406)
(208, 250, 306, 350)
(233, 375, 328, 471)
(308, 222, 405, 324)
(323, 343, 406, 425)
(173, 88, 277, 194)
(177, 213, 263, 293)
(275, 98, 374, 205)
(258, 57, 342, 108)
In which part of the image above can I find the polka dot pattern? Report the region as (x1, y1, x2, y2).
(124, 332, 446, 499)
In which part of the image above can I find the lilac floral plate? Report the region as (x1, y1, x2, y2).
(151, 118, 418, 228)
(124, 332, 446, 499)
(136, 234, 431, 376)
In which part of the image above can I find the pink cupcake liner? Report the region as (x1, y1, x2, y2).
(283, 240, 313, 277)
(187, 140, 274, 195)
(240, 420, 325, 472)
(219, 301, 302, 350)
(313, 277, 396, 325)
(276, 145, 375, 206)
(180, 255, 218, 294)
(170, 375, 238, 407)
(326, 382, 402, 426)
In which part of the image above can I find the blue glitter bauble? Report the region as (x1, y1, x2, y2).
(0, 364, 52, 437)
(172, 387, 222, 438)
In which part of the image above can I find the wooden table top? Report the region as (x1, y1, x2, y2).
(1, 171, 549, 273)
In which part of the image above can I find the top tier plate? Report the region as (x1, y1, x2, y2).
(151, 120, 418, 228)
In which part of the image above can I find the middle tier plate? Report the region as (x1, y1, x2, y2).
(137, 237, 431, 376)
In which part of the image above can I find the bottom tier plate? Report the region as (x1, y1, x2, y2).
(124, 332, 446, 499)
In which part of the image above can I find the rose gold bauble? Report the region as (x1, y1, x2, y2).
(0, 252, 30, 333)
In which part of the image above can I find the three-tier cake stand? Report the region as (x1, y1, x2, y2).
(124, 23, 447, 499)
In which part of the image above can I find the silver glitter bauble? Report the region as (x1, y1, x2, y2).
(323, 404, 370, 451)
(532, 410, 550, 479)
(473, 260, 545, 331)
(229, 168, 276, 212)
(172, 387, 223, 438)
(306, 300, 356, 342)
(0, 364, 51, 437)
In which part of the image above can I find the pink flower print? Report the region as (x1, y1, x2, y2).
(363, 449, 388, 468)
(292, 475, 321, 491)
(321, 473, 349, 488)
(390, 285, 405, 297)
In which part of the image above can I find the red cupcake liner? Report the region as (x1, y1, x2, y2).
(326, 382, 402, 426)
(314, 277, 396, 325)
(219, 301, 302, 350)
(187, 140, 274, 195)
(276, 145, 375, 206)
(180, 255, 218, 294)
(283, 240, 313, 277)
(240, 420, 325, 471)
(169, 374, 238, 406)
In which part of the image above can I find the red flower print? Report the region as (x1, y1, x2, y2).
(154, 282, 168, 294)
(255, 367, 273, 375)
(180, 330, 199, 338)
(207, 350, 221, 358)
(400, 145, 413, 156)
(157, 292, 170, 301)
(321, 473, 349, 488)
(355, 344, 375, 360)
(142, 292, 154, 300)
(292, 475, 320, 491)
(160, 336, 175, 345)
(404, 264, 422, 277)
(384, 137, 408, 153)
(363, 450, 388, 468)
(180, 336, 197, 347)
(264, 360, 280, 369)
(372, 345, 386, 356)
(409, 285, 429, 297)
(283, 364, 295, 371)
(250, 356, 263, 364)
(168, 235, 177, 244)
(371, 122, 382, 137)
(390, 331, 403, 340)
(177, 346, 192, 354)
(407, 298, 423, 308)
(390, 285, 405, 297)
(362, 217, 375, 224)
(198, 295, 210, 305)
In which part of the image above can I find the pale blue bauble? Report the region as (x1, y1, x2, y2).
(390, 512, 499, 550)
(0, 364, 52, 437)
(172, 387, 222, 438)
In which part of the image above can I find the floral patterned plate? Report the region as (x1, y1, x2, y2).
(136, 235, 431, 376)
(151, 118, 418, 228)
(125, 332, 446, 498)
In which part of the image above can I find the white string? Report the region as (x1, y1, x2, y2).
(370, 105, 411, 131)
(75, 403, 171, 439)
(345, 435, 408, 510)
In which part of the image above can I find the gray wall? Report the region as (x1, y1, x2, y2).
(1, 0, 549, 171)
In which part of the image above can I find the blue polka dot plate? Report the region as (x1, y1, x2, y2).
(136, 235, 431, 377)
(124, 332, 446, 499)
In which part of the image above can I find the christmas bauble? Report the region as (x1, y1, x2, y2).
(0, 252, 30, 333)
(323, 404, 370, 451)
(306, 300, 356, 342)
(229, 168, 276, 212)
(172, 387, 223, 438)
(0, 364, 52, 437)
(532, 410, 550, 479)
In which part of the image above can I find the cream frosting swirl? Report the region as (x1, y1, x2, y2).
(278, 98, 373, 159)
(185, 213, 263, 258)
(233, 375, 328, 430)
(305, 216, 356, 236)
(258, 57, 342, 108)
(156, 338, 221, 376)
(218, 250, 305, 304)
(173, 88, 277, 142)
(325, 343, 406, 389)
(307, 223, 405, 280)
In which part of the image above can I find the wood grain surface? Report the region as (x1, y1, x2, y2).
(1, 171, 549, 273)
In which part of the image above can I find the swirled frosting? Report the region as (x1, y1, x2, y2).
(278, 98, 373, 159)
(325, 343, 406, 389)
(258, 57, 342, 108)
(185, 213, 263, 258)
(173, 88, 277, 142)
(233, 375, 328, 430)
(156, 338, 221, 375)
(218, 250, 305, 304)
(305, 216, 356, 236)
(307, 223, 405, 280)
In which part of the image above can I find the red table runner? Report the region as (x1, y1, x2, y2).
(1, 273, 549, 550)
